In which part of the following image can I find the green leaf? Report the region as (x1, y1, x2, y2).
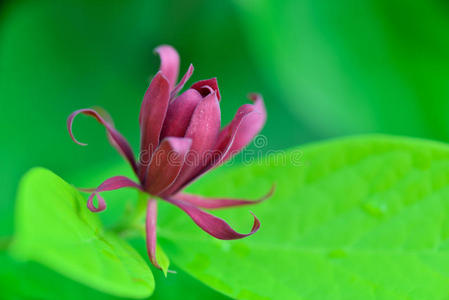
(152, 135, 449, 299)
(235, 0, 449, 140)
(0, 252, 121, 300)
(156, 244, 170, 277)
(0, 250, 229, 300)
(11, 168, 154, 298)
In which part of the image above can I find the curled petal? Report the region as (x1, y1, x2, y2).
(154, 45, 180, 90)
(170, 64, 194, 98)
(88, 194, 106, 212)
(87, 176, 144, 212)
(164, 197, 261, 240)
(178, 94, 266, 188)
(173, 185, 275, 209)
(213, 93, 266, 167)
(191, 78, 221, 100)
(162, 92, 221, 195)
(145, 137, 192, 195)
(67, 108, 138, 174)
(160, 89, 203, 139)
(145, 198, 161, 269)
(139, 72, 171, 179)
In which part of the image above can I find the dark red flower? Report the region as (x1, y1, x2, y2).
(68, 45, 272, 269)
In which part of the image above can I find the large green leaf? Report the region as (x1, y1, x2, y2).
(235, 0, 449, 140)
(0, 252, 121, 300)
(0, 250, 229, 300)
(11, 168, 154, 298)
(149, 135, 449, 299)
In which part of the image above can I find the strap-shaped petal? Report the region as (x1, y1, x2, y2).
(139, 72, 171, 179)
(170, 64, 194, 99)
(164, 197, 261, 240)
(191, 78, 221, 100)
(177, 94, 266, 189)
(87, 176, 144, 212)
(67, 108, 138, 174)
(162, 92, 221, 196)
(160, 89, 203, 139)
(145, 137, 192, 195)
(212, 93, 266, 167)
(154, 45, 180, 90)
(173, 185, 275, 209)
(145, 198, 161, 269)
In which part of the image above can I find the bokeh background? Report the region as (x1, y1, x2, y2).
(1, 0, 449, 298)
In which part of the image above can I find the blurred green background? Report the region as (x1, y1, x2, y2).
(1, 0, 449, 298)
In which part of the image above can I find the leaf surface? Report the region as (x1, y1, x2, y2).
(154, 135, 449, 300)
(12, 168, 154, 298)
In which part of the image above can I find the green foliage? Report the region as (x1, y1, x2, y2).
(153, 135, 449, 299)
(0, 250, 229, 300)
(156, 244, 170, 277)
(10, 135, 449, 299)
(236, 0, 449, 140)
(0, 252, 122, 300)
(11, 168, 154, 298)
(3, 1, 449, 297)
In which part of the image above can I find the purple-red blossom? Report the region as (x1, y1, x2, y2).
(67, 45, 271, 270)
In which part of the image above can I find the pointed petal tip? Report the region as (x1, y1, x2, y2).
(154, 44, 177, 54)
(75, 140, 88, 146)
(173, 184, 274, 210)
(164, 197, 261, 240)
(191, 78, 221, 100)
(247, 93, 262, 102)
(265, 184, 276, 199)
(186, 64, 194, 76)
(154, 70, 169, 83)
(153, 45, 180, 90)
(248, 211, 261, 234)
(170, 63, 195, 99)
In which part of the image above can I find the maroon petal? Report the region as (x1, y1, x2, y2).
(160, 89, 203, 139)
(191, 78, 221, 100)
(67, 108, 138, 175)
(170, 64, 194, 99)
(145, 198, 161, 269)
(176, 94, 266, 189)
(145, 137, 192, 195)
(173, 185, 275, 209)
(87, 176, 144, 212)
(212, 93, 266, 167)
(139, 72, 171, 179)
(162, 92, 221, 195)
(164, 197, 260, 240)
(154, 45, 179, 90)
